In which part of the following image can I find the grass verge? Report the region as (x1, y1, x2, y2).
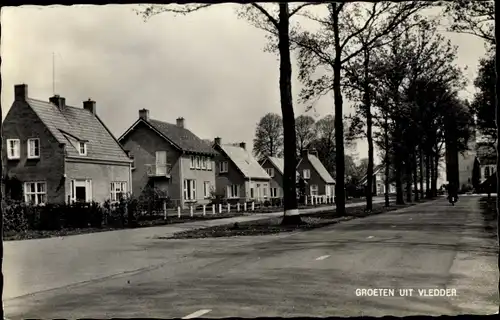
(167, 200, 431, 239)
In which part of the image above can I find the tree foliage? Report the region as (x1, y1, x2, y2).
(253, 112, 284, 160)
(295, 115, 317, 155)
(472, 53, 496, 142)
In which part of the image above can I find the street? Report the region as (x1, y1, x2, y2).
(3, 197, 498, 318)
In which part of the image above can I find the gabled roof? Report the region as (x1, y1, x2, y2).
(262, 156, 300, 178)
(298, 154, 335, 184)
(26, 98, 130, 163)
(359, 164, 384, 185)
(476, 143, 496, 165)
(218, 144, 270, 180)
(119, 118, 216, 156)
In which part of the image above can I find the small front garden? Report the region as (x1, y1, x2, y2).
(166, 199, 429, 239)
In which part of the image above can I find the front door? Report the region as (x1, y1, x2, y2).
(74, 180, 87, 202)
(156, 151, 167, 175)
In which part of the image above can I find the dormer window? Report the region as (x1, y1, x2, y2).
(79, 142, 87, 156)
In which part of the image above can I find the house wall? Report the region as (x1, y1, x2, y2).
(458, 150, 476, 188)
(119, 121, 182, 203)
(297, 157, 327, 195)
(245, 178, 271, 202)
(65, 161, 131, 203)
(480, 164, 496, 183)
(261, 160, 283, 197)
(180, 155, 216, 208)
(214, 151, 246, 201)
(2, 101, 66, 203)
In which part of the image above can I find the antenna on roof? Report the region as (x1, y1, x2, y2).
(52, 52, 56, 95)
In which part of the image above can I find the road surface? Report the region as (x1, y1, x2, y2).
(3, 197, 498, 318)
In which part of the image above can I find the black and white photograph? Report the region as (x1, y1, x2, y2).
(0, 1, 498, 318)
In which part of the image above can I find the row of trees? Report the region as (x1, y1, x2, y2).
(136, 1, 495, 225)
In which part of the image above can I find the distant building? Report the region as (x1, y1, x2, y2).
(296, 149, 335, 197)
(358, 164, 396, 195)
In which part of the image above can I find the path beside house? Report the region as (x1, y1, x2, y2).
(3, 197, 386, 300)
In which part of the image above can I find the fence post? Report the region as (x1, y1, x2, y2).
(177, 206, 181, 218)
(212, 204, 215, 215)
(190, 205, 194, 217)
(251, 202, 255, 211)
(163, 200, 167, 220)
(244, 202, 247, 212)
(237, 203, 240, 212)
(219, 204, 222, 214)
(227, 203, 230, 213)
(203, 204, 206, 216)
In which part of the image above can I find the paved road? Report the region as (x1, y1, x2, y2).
(2, 198, 386, 301)
(3, 197, 498, 318)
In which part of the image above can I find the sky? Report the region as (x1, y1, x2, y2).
(1, 4, 489, 174)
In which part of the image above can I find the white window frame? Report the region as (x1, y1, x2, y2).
(70, 179, 93, 203)
(263, 184, 268, 198)
(110, 181, 128, 202)
(204, 181, 211, 198)
(79, 142, 87, 156)
(227, 184, 239, 199)
(190, 156, 195, 169)
(195, 156, 201, 169)
(201, 157, 207, 170)
(303, 169, 311, 179)
(271, 187, 278, 198)
(24, 181, 47, 205)
(184, 179, 196, 200)
(6, 139, 20, 160)
(266, 168, 275, 178)
(207, 158, 212, 171)
(220, 161, 228, 173)
(27, 138, 40, 159)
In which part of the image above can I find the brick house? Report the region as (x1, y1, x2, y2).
(296, 149, 335, 197)
(118, 109, 217, 209)
(2, 84, 133, 204)
(358, 164, 397, 196)
(259, 156, 300, 199)
(213, 138, 271, 203)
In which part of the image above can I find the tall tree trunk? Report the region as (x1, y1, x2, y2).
(0, 54, 4, 320)
(384, 114, 390, 207)
(426, 153, 431, 198)
(495, 43, 500, 307)
(433, 150, 439, 197)
(395, 138, 405, 205)
(405, 155, 412, 203)
(364, 48, 374, 212)
(419, 146, 424, 199)
(332, 3, 346, 216)
(278, 4, 300, 225)
(413, 149, 419, 201)
(430, 154, 435, 198)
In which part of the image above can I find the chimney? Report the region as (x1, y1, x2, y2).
(14, 84, 28, 101)
(83, 99, 96, 115)
(139, 109, 150, 121)
(301, 149, 309, 158)
(214, 137, 221, 145)
(310, 148, 319, 157)
(49, 95, 66, 111)
(176, 117, 185, 128)
(239, 142, 246, 150)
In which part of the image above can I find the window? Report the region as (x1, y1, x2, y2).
(79, 142, 87, 156)
(204, 181, 211, 198)
(303, 169, 311, 179)
(263, 184, 268, 197)
(190, 156, 195, 169)
(27, 138, 40, 159)
(201, 157, 207, 170)
(110, 182, 127, 201)
(266, 168, 275, 177)
(6, 139, 20, 159)
(207, 158, 212, 171)
(310, 184, 318, 195)
(71, 179, 93, 203)
(250, 187, 254, 198)
(24, 181, 46, 205)
(485, 167, 490, 178)
(219, 161, 228, 173)
(184, 179, 196, 200)
(227, 185, 239, 198)
(195, 156, 201, 169)
(271, 188, 278, 198)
